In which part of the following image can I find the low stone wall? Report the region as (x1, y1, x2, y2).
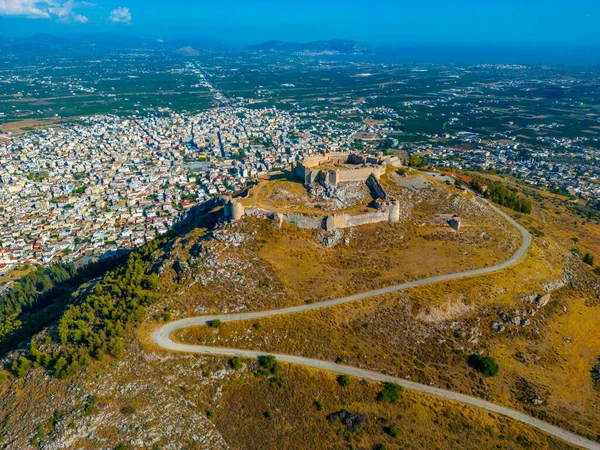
(325, 202, 398, 231)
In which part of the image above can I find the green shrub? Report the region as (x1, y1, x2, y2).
(468, 354, 499, 377)
(257, 355, 282, 377)
(337, 375, 351, 387)
(83, 396, 99, 415)
(229, 356, 243, 371)
(592, 360, 600, 383)
(120, 405, 135, 416)
(107, 338, 124, 359)
(142, 273, 159, 290)
(11, 356, 32, 378)
(114, 444, 132, 450)
(269, 377, 286, 388)
(314, 400, 324, 411)
(385, 425, 400, 438)
(207, 411, 216, 420)
(377, 382, 403, 403)
(209, 319, 222, 329)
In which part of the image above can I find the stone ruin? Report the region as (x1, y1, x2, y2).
(223, 196, 244, 221)
(224, 152, 403, 231)
(291, 152, 400, 186)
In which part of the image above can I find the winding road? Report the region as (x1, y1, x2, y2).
(153, 199, 600, 449)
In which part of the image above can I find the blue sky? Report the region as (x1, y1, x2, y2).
(1, 0, 599, 46)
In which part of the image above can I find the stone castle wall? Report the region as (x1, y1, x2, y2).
(336, 166, 385, 184)
(325, 199, 399, 231)
(224, 197, 245, 221)
(232, 198, 399, 231)
(225, 153, 402, 231)
(292, 152, 391, 187)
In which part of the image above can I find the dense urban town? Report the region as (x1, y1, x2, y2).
(0, 106, 387, 276)
(1, 99, 600, 278)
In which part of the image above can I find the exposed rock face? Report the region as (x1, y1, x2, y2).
(327, 409, 367, 432)
(308, 181, 369, 210)
(536, 293, 551, 308)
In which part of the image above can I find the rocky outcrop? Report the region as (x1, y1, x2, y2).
(327, 409, 367, 432)
(536, 293, 551, 308)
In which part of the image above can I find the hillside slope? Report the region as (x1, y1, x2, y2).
(0, 171, 598, 449)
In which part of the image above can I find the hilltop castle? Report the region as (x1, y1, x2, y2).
(292, 152, 399, 186)
(225, 152, 402, 231)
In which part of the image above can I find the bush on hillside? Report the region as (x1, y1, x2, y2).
(337, 375, 351, 387)
(376, 382, 403, 403)
(468, 354, 499, 377)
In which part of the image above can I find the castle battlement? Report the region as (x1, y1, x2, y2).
(292, 152, 400, 187)
(224, 152, 402, 231)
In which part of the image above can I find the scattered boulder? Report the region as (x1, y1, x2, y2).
(592, 360, 600, 383)
(536, 293, 551, 308)
(492, 322, 505, 333)
(513, 376, 550, 406)
(448, 215, 461, 231)
(327, 409, 367, 432)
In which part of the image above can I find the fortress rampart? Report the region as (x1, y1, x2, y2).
(224, 152, 402, 232)
(292, 152, 397, 187)
(223, 196, 245, 221)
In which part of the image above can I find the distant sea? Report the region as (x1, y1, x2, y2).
(320, 44, 600, 66)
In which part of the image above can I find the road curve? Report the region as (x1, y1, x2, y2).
(152, 201, 600, 450)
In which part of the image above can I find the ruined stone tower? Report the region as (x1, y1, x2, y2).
(388, 198, 400, 223)
(224, 197, 245, 221)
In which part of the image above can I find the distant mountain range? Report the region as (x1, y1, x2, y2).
(0, 33, 225, 56)
(249, 39, 368, 54)
(0, 34, 370, 58)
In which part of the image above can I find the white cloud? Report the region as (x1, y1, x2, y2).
(0, 0, 89, 22)
(72, 12, 87, 22)
(109, 6, 130, 24)
(0, 0, 51, 18)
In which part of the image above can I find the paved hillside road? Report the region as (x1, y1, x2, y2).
(153, 200, 600, 450)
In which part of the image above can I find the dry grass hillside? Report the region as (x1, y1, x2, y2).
(0, 337, 577, 449)
(157, 172, 520, 316)
(0, 170, 598, 449)
(174, 177, 600, 443)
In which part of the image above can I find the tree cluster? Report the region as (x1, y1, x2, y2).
(0, 257, 126, 354)
(56, 253, 158, 361)
(470, 177, 532, 214)
(8, 236, 166, 379)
